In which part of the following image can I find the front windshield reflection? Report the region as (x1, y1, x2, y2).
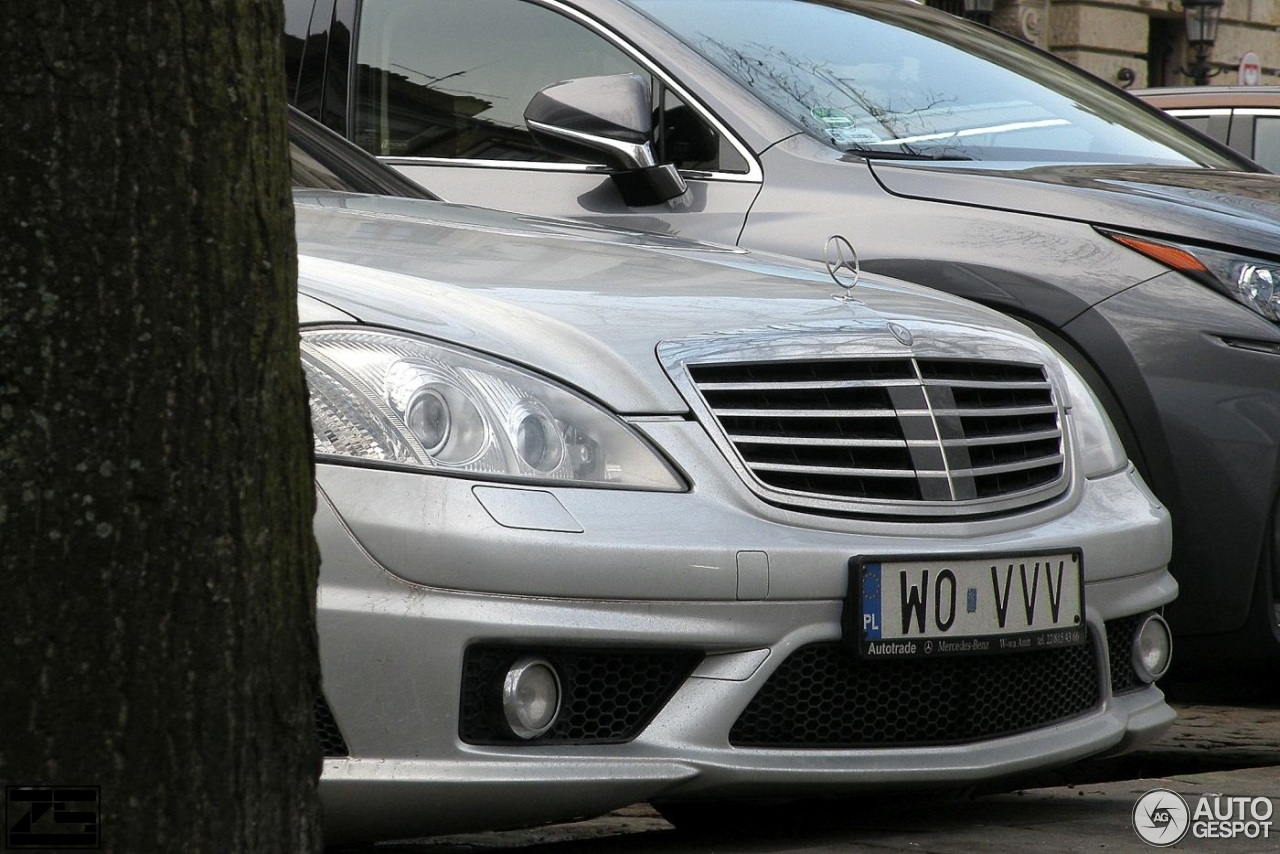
(629, 0, 1236, 166)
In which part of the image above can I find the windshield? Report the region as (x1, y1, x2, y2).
(628, 0, 1243, 167)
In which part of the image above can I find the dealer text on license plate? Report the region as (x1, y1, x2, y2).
(853, 551, 1084, 658)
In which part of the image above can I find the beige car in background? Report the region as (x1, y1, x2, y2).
(1135, 85, 1280, 172)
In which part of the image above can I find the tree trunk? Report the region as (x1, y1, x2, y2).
(0, 2, 321, 851)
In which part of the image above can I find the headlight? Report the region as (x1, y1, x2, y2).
(301, 327, 685, 490)
(1057, 359, 1127, 478)
(1102, 230, 1280, 322)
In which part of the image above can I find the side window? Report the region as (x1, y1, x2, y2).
(353, 0, 737, 171)
(656, 84, 748, 173)
(1171, 115, 1212, 137)
(1251, 115, 1280, 173)
(1168, 111, 1233, 152)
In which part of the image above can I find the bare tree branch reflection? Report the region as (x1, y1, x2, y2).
(695, 37, 966, 158)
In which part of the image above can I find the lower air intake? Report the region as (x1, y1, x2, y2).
(729, 636, 1101, 747)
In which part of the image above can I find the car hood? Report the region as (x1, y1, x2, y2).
(869, 161, 1280, 253)
(294, 191, 1053, 413)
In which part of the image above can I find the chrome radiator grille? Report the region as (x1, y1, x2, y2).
(686, 357, 1067, 516)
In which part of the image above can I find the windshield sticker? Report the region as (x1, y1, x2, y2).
(812, 106, 880, 147)
(812, 105, 854, 126)
(828, 127, 882, 147)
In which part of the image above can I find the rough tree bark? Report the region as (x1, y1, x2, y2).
(0, 2, 321, 852)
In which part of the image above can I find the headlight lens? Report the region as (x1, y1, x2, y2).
(1103, 230, 1280, 322)
(302, 328, 684, 490)
(1057, 360, 1127, 478)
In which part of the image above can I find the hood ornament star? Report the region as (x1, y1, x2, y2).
(824, 234, 860, 301)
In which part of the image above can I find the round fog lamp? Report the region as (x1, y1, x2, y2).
(1131, 613, 1172, 683)
(502, 657, 562, 739)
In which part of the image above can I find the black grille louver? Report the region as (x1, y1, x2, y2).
(460, 646, 702, 744)
(687, 357, 1066, 515)
(1105, 614, 1145, 694)
(729, 636, 1101, 747)
(314, 693, 349, 757)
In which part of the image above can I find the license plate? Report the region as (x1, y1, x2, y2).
(849, 551, 1085, 658)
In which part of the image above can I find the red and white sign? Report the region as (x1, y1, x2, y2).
(1239, 51, 1261, 86)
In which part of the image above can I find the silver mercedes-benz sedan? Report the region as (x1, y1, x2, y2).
(287, 0, 1280, 672)
(291, 111, 1176, 845)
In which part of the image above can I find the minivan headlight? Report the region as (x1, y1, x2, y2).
(301, 327, 685, 490)
(1103, 230, 1280, 323)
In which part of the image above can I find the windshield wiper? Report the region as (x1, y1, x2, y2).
(843, 148, 973, 162)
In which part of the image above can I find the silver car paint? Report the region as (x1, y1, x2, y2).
(295, 192, 1072, 413)
(314, 459, 1173, 842)
(297, 193, 1177, 842)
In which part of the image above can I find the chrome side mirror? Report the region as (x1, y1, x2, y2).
(525, 73, 687, 206)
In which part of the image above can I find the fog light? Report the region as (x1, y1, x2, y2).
(1131, 613, 1172, 683)
(502, 657, 562, 739)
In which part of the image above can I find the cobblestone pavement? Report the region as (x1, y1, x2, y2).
(1048, 682, 1280, 785)
(356, 686, 1280, 853)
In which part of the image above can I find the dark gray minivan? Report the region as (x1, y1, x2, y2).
(286, 0, 1280, 669)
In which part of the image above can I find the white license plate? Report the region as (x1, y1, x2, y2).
(852, 551, 1085, 658)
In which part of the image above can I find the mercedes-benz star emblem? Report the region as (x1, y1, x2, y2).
(824, 234, 860, 300)
(888, 322, 914, 347)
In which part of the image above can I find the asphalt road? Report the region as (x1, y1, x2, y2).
(346, 679, 1280, 853)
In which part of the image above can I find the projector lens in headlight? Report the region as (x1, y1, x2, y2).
(301, 328, 684, 490)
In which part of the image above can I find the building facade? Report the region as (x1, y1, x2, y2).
(930, 0, 1280, 89)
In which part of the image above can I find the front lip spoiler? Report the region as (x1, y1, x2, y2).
(320, 758, 698, 843)
(319, 686, 1172, 842)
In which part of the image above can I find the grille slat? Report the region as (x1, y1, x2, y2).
(715, 408, 899, 419)
(750, 462, 933, 478)
(698, 379, 921, 391)
(930, 404, 1060, 418)
(948, 428, 1062, 448)
(728, 435, 911, 448)
(951, 454, 1065, 478)
(923, 379, 1053, 390)
(687, 357, 1067, 516)
(726, 431, 1063, 449)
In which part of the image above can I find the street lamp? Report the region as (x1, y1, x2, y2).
(962, 0, 996, 26)
(1180, 0, 1224, 86)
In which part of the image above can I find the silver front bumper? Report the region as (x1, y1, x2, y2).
(313, 453, 1176, 843)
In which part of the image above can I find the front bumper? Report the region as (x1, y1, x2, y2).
(319, 688, 1171, 843)
(314, 451, 1176, 843)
